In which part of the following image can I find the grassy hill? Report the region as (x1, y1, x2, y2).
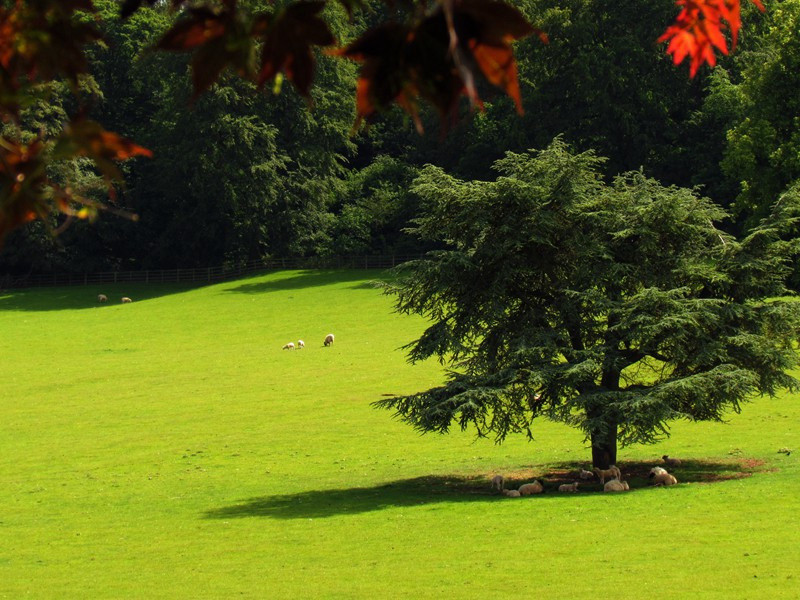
(1, 270, 798, 598)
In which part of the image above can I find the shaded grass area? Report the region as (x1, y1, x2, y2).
(0, 268, 381, 312)
(224, 269, 379, 294)
(205, 458, 767, 520)
(0, 282, 196, 311)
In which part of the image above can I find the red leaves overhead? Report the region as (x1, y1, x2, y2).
(155, 0, 335, 100)
(0, 121, 151, 245)
(0, 0, 102, 120)
(0, 1, 151, 244)
(0, 138, 49, 243)
(450, 0, 547, 113)
(659, 0, 765, 76)
(156, 3, 254, 99)
(337, 0, 542, 132)
(55, 119, 153, 189)
(254, 1, 335, 98)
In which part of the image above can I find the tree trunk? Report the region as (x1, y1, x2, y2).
(591, 356, 621, 469)
(591, 424, 618, 469)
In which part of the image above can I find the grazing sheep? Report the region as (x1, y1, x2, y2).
(121, 297, 132, 303)
(490, 475, 505, 492)
(282, 342, 295, 350)
(593, 465, 622, 484)
(604, 478, 630, 492)
(324, 333, 335, 346)
(97, 294, 108, 303)
(662, 455, 682, 467)
(518, 480, 544, 495)
(649, 467, 678, 486)
(297, 340, 305, 349)
(558, 481, 579, 493)
(579, 469, 594, 480)
(503, 489, 521, 497)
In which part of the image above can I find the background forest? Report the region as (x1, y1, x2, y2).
(1, 0, 799, 275)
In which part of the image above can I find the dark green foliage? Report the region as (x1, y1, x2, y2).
(377, 139, 800, 467)
(325, 156, 422, 255)
(721, 0, 800, 225)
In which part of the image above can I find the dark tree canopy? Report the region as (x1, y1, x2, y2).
(378, 139, 800, 468)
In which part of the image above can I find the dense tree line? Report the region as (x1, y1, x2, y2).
(1, 0, 799, 274)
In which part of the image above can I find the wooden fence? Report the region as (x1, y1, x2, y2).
(0, 255, 424, 290)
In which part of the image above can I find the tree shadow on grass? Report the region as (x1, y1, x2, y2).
(203, 458, 765, 521)
(222, 269, 385, 295)
(0, 283, 196, 312)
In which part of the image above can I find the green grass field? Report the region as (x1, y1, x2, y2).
(1, 269, 798, 598)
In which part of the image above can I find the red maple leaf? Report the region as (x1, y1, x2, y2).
(659, 0, 764, 77)
(337, 0, 541, 132)
(447, 0, 544, 114)
(157, 3, 255, 99)
(254, 1, 335, 99)
(54, 119, 153, 198)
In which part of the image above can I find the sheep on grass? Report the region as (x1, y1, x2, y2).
(282, 342, 295, 350)
(662, 455, 682, 467)
(649, 467, 678, 486)
(503, 489, 521, 497)
(297, 340, 305, 349)
(578, 469, 594, 480)
(490, 475, 505, 492)
(324, 333, 335, 346)
(97, 294, 108, 303)
(121, 297, 132, 303)
(558, 482, 579, 492)
(593, 465, 621, 484)
(604, 479, 630, 492)
(518, 480, 544, 495)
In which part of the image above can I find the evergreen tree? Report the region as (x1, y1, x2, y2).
(377, 139, 800, 468)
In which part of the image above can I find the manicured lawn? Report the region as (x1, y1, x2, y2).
(1, 270, 798, 598)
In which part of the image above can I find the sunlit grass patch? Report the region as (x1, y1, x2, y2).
(1, 270, 798, 598)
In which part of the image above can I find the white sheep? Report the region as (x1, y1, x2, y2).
(518, 480, 544, 495)
(662, 455, 682, 467)
(503, 489, 521, 497)
(604, 478, 630, 492)
(97, 294, 108, 303)
(579, 469, 594, 480)
(490, 475, 505, 492)
(649, 467, 678, 486)
(593, 465, 622, 484)
(324, 333, 335, 346)
(121, 297, 132, 303)
(282, 342, 295, 350)
(297, 340, 305, 349)
(558, 481, 579, 492)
